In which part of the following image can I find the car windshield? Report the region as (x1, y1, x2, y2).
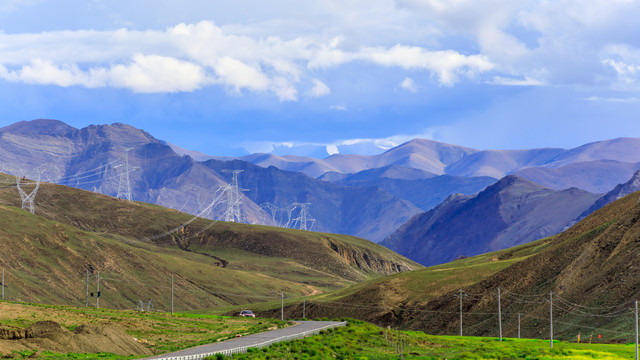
(241, 310, 253, 314)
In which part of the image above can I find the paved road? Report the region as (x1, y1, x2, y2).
(145, 320, 345, 359)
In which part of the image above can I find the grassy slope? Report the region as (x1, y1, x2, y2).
(206, 236, 553, 321)
(257, 190, 640, 342)
(225, 320, 635, 360)
(0, 174, 419, 311)
(0, 302, 285, 357)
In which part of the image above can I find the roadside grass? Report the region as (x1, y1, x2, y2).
(0, 302, 287, 357)
(215, 319, 634, 360)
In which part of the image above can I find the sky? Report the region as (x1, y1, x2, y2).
(0, 0, 640, 157)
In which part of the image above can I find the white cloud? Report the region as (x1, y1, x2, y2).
(213, 57, 269, 92)
(110, 54, 208, 93)
(309, 78, 330, 97)
(488, 76, 544, 86)
(400, 77, 417, 92)
(326, 144, 339, 155)
(0, 55, 208, 93)
(360, 45, 494, 86)
(330, 104, 347, 111)
(583, 96, 640, 103)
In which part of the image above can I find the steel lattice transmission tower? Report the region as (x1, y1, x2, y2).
(116, 147, 135, 201)
(222, 170, 248, 223)
(16, 170, 44, 214)
(292, 203, 315, 231)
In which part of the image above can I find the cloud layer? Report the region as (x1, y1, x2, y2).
(0, 21, 495, 99)
(1, 0, 639, 100)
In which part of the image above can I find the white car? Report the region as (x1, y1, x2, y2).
(238, 310, 255, 318)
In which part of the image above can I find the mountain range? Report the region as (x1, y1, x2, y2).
(2, 119, 640, 262)
(0, 119, 418, 241)
(231, 137, 640, 194)
(381, 176, 601, 266)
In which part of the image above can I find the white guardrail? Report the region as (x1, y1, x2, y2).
(155, 321, 347, 360)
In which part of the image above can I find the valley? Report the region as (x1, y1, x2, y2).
(0, 120, 639, 358)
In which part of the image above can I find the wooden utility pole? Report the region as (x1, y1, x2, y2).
(549, 292, 553, 348)
(96, 272, 100, 309)
(498, 287, 502, 341)
(171, 274, 174, 316)
(85, 269, 89, 307)
(518, 313, 521, 339)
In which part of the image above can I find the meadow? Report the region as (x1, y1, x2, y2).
(219, 320, 635, 360)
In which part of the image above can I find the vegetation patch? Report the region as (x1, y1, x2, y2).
(218, 320, 635, 360)
(0, 302, 286, 358)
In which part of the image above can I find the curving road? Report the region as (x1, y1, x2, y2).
(145, 320, 346, 359)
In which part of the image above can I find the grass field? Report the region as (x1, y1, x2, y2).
(223, 320, 635, 360)
(0, 301, 287, 358)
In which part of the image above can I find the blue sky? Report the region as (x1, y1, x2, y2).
(1, 0, 640, 156)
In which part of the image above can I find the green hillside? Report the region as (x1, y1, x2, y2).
(227, 190, 640, 343)
(0, 174, 419, 311)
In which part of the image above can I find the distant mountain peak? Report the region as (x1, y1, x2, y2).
(483, 174, 545, 193)
(576, 168, 640, 220)
(0, 119, 77, 135)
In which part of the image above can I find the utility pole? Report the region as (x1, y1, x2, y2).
(2, 268, 4, 301)
(549, 292, 553, 348)
(498, 287, 502, 341)
(96, 272, 100, 309)
(85, 269, 89, 307)
(453, 289, 464, 336)
(635, 300, 638, 360)
(171, 274, 174, 316)
(518, 313, 521, 339)
(281, 292, 284, 321)
(303, 299, 306, 319)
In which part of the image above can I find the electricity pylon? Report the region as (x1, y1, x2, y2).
(116, 147, 136, 201)
(291, 203, 315, 231)
(221, 170, 248, 223)
(16, 168, 45, 214)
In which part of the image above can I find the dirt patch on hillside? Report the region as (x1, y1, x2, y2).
(0, 321, 151, 357)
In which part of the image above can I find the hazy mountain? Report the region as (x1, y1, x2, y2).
(238, 139, 478, 178)
(201, 160, 422, 242)
(544, 137, 640, 167)
(444, 148, 565, 178)
(577, 169, 640, 220)
(239, 137, 640, 197)
(324, 165, 496, 211)
(514, 159, 640, 193)
(319, 164, 438, 182)
(382, 175, 600, 266)
(0, 119, 418, 242)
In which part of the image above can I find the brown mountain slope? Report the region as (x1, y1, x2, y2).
(0, 174, 420, 311)
(260, 189, 640, 343)
(401, 189, 640, 340)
